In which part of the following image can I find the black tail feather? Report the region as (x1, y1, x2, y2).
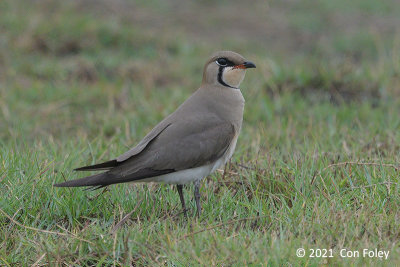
(54, 168, 175, 189)
(54, 172, 110, 188)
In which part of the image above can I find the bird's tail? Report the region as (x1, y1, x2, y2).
(54, 172, 109, 188)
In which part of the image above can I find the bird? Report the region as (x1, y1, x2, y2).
(54, 51, 256, 217)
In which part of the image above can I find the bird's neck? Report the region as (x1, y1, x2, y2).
(202, 86, 245, 128)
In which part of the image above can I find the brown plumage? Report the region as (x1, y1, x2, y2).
(54, 51, 256, 216)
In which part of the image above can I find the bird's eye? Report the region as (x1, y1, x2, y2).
(216, 58, 228, 66)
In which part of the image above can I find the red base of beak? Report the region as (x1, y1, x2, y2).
(233, 61, 256, 69)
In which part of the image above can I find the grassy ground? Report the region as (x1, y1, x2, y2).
(1, 0, 400, 265)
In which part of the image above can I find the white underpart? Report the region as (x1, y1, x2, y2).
(139, 133, 240, 184)
(222, 67, 246, 88)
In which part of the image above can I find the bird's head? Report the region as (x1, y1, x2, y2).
(202, 51, 256, 89)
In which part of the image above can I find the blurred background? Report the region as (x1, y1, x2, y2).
(1, 0, 399, 143)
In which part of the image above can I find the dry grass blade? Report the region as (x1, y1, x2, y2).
(110, 199, 143, 234)
(237, 163, 267, 172)
(216, 169, 239, 176)
(159, 208, 188, 221)
(311, 161, 400, 185)
(180, 215, 268, 240)
(31, 253, 46, 267)
(87, 187, 109, 201)
(0, 173, 6, 183)
(350, 181, 398, 189)
(0, 208, 21, 249)
(0, 208, 94, 245)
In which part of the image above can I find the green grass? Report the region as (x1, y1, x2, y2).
(1, 0, 400, 265)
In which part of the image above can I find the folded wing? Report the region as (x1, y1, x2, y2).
(54, 117, 235, 188)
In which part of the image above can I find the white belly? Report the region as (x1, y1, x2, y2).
(140, 163, 215, 184)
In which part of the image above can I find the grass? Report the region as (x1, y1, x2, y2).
(1, 0, 400, 265)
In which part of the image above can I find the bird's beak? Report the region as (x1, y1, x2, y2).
(233, 61, 256, 69)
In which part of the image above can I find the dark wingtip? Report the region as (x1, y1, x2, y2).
(74, 160, 118, 172)
(74, 165, 95, 171)
(53, 182, 68, 187)
(73, 166, 88, 171)
(53, 172, 108, 188)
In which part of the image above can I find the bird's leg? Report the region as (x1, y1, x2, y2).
(194, 180, 201, 217)
(177, 184, 187, 217)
